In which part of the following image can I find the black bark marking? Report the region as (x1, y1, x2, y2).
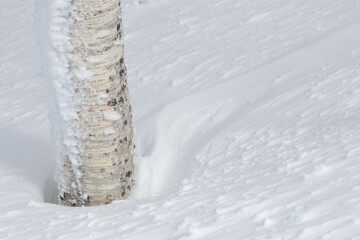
(107, 99, 117, 106)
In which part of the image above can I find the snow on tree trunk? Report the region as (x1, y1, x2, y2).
(47, 0, 135, 206)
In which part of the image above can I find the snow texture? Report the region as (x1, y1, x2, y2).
(37, 0, 88, 199)
(1, 0, 360, 239)
(104, 111, 122, 121)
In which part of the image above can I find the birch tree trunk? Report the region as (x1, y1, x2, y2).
(51, 0, 135, 206)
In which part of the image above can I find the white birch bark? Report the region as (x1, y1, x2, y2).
(51, 0, 135, 206)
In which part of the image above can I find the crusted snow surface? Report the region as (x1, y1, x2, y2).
(36, 0, 86, 198)
(37, 0, 95, 200)
(1, 0, 360, 239)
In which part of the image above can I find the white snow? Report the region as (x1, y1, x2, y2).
(37, 0, 86, 199)
(1, 0, 360, 239)
(104, 111, 122, 121)
(73, 67, 93, 81)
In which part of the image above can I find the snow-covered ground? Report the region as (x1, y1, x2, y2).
(1, 0, 360, 239)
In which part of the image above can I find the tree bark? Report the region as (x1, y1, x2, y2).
(56, 0, 135, 206)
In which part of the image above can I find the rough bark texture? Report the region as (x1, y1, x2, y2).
(60, 0, 135, 206)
